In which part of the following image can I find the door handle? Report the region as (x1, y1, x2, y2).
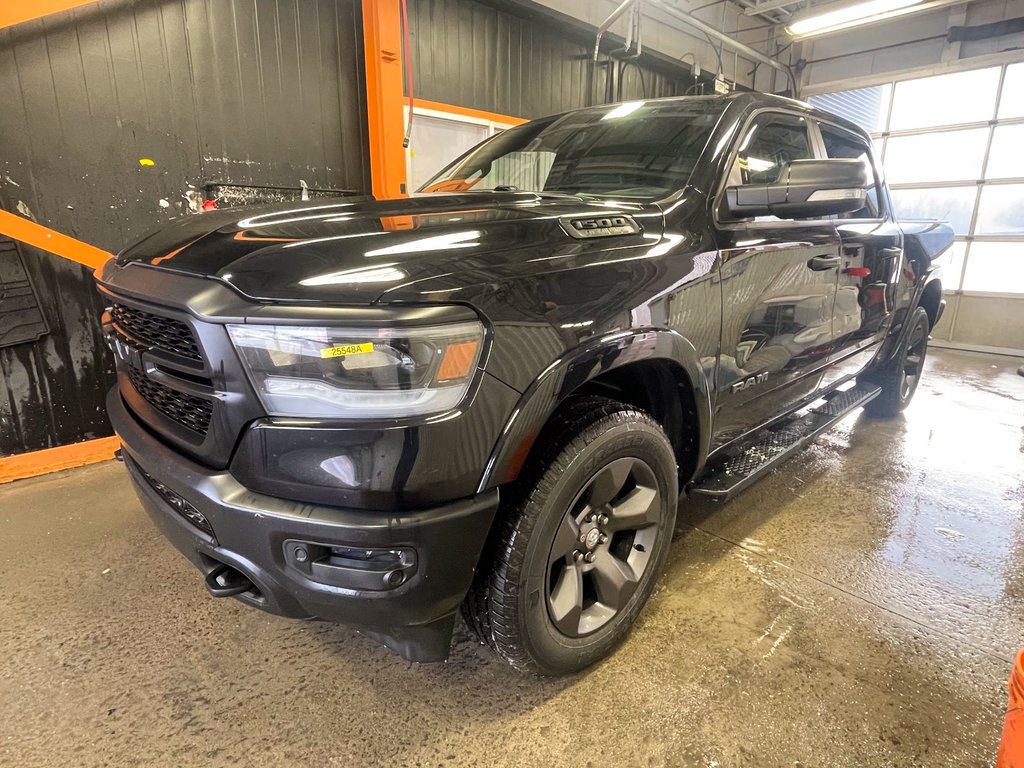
(807, 254, 841, 271)
(879, 247, 902, 261)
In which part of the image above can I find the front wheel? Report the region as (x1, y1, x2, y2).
(463, 396, 678, 676)
(865, 306, 930, 418)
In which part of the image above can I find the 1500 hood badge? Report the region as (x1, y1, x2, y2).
(560, 214, 642, 239)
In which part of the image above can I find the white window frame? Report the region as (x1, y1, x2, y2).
(403, 104, 518, 192)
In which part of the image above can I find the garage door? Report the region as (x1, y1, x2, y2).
(810, 63, 1024, 353)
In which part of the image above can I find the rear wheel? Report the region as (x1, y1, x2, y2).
(463, 396, 678, 675)
(865, 306, 930, 418)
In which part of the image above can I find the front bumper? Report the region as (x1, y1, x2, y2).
(108, 388, 499, 662)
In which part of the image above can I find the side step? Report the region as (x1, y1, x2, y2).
(688, 382, 882, 502)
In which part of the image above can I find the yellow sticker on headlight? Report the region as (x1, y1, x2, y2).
(320, 342, 374, 358)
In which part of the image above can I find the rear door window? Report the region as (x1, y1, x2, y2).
(818, 123, 884, 219)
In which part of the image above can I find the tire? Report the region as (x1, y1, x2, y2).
(463, 396, 678, 676)
(864, 306, 930, 418)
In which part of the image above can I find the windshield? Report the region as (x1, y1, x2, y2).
(418, 99, 725, 202)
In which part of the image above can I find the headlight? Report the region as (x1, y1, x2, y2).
(226, 321, 484, 418)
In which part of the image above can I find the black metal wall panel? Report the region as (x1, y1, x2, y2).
(0, 0, 369, 455)
(408, 0, 696, 119)
(0, 238, 48, 348)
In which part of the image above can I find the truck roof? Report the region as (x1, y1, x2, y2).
(536, 91, 871, 143)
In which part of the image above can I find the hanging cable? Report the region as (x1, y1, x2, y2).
(619, 58, 648, 99)
(702, 31, 723, 76)
(400, 0, 414, 149)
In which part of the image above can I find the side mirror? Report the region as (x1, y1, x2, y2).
(725, 158, 869, 220)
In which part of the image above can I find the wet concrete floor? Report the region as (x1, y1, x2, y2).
(1, 348, 1022, 767)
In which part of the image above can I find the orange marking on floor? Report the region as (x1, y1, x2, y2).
(0, 436, 121, 485)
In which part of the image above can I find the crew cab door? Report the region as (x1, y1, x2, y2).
(710, 111, 842, 450)
(814, 121, 903, 388)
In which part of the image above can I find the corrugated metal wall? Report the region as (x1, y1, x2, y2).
(408, 0, 697, 118)
(0, 0, 370, 456)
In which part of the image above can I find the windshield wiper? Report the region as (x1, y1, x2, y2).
(483, 186, 602, 201)
(542, 189, 603, 200)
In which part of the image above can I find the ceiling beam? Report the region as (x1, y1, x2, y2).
(648, 0, 799, 93)
(742, 0, 801, 16)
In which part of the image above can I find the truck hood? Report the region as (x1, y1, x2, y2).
(113, 192, 667, 305)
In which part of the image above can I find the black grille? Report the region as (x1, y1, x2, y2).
(137, 465, 215, 538)
(128, 365, 213, 435)
(111, 303, 201, 361)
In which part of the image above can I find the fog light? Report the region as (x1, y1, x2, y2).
(284, 540, 417, 591)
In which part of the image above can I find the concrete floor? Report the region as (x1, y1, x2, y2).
(1, 348, 1022, 768)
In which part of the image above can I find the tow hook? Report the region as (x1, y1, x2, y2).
(204, 564, 254, 598)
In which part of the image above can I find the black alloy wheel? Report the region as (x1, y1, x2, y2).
(463, 396, 678, 675)
(865, 306, 931, 418)
(545, 457, 661, 637)
(899, 318, 929, 402)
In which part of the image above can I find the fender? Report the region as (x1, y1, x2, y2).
(477, 328, 714, 492)
(869, 222, 953, 369)
(870, 265, 942, 373)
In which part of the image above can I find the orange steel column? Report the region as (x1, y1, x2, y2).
(362, 0, 408, 199)
(0, 210, 111, 270)
(0, 0, 99, 29)
(997, 650, 1024, 768)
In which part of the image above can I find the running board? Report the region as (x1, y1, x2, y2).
(688, 382, 882, 502)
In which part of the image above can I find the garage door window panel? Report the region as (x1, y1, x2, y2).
(985, 125, 1024, 180)
(997, 62, 1024, 119)
(884, 129, 989, 184)
(888, 68, 1001, 130)
(889, 186, 977, 235)
(974, 184, 1024, 235)
(962, 242, 1024, 294)
(946, 240, 969, 291)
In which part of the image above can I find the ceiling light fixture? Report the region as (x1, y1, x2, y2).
(786, 0, 956, 38)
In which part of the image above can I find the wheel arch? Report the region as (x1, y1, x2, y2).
(919, 276, 944, 330)
(478, 329, 713, 492)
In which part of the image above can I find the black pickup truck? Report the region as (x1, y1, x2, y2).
(98, 92, 953, 675)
